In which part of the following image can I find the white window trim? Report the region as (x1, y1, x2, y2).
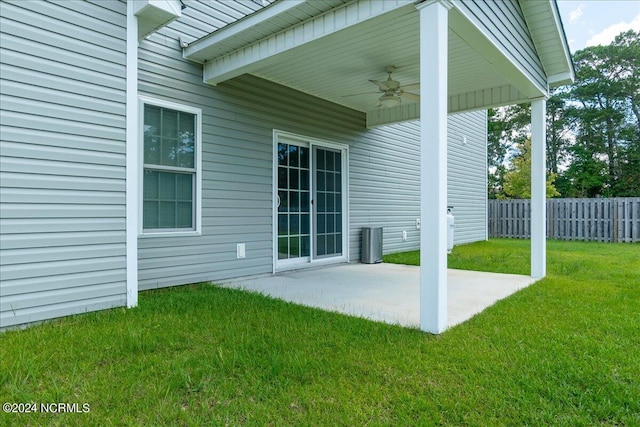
(272, 129, 350, 273)
(138, 95, 202, 237)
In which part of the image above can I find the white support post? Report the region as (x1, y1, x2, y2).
(126, 0, 139, 307)
(417, 0, 450, 334)
(531, 98, 546, 279)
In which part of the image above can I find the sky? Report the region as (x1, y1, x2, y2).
(557, 0, 640, 53)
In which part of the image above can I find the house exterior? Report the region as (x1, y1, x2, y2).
(0, 0, 573, 332)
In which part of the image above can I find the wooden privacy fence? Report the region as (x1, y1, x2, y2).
(488, 198, 640, 242)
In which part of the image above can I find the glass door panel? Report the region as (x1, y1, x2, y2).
(277, 142, 311, 262)
(314, 147, 343, 258)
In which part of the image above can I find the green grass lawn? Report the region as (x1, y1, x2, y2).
(1, 239, 639, 426)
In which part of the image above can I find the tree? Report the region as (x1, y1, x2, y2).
(488, 30, 640, 198)
(487, 108, 510, 199)
(488, 98, 571, 199)
(610, 30, 640, 195)
(555, 144, 607, 198)
(546, 89, 573, 176)
(614, 136, 640, 196)
(501, 139, 560, 199)
(487, 104, 530, 198)
(564, 30, 640, 196)
(612, 31, 640, 138)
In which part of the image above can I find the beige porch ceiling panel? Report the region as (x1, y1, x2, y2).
(184, 0, 542, 126)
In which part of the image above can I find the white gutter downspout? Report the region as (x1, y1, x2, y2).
(126, 0, 139, 308)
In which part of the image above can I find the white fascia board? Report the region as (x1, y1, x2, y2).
(183, 0, 306, 62)
(547, 71, 574, 87)
(548, 0, 575, 84)
(448, 95, 534, 114)
(366, 84, 533, 127)
(448, 84, 528, 113)
(449, 2, 547, 99)
(196, 0, 415, 86)
(366, 103, 420, 129)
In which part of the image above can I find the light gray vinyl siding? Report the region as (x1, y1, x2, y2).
(137, 6, 364, 288)
(350, 122, 422, 257)
(447, 111, 488, 244)
(349, 112, 487, 259)
(455, 0, 546, 91)
(137, 70, 364, 288)
(0, 0, 127, 328)
(137, 2, 489, 288)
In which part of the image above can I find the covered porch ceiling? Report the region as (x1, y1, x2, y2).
(184, 0, 568, 128)
(179, 0, 571, 334)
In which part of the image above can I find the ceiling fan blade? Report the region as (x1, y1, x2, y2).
(400, 91, 420, 102)
(400, 82, 420, 91)
(374, 98, 383, 108)
(342, 91, 379, 98)
(369, 79, 390, 91)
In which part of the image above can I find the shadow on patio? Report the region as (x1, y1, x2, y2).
(222, 263, 537, 330)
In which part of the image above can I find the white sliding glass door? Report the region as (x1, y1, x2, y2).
(274, 133, 347, 271)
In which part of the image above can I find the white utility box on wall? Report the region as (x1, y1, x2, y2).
(447, 207, 455, 254)
(133, 0, 182, 39)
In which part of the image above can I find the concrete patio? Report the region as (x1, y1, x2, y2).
(222, 263, 537, 331)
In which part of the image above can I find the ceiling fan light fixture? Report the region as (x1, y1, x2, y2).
(379, 94, 400, 108)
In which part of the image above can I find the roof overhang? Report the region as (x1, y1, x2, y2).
(520, 0, 575, 87)
(184, 0, 574, 128)
(184, 0, 312, 64)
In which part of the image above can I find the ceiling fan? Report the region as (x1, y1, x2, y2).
(345, 66, 420, 108)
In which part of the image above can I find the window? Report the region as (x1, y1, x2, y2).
(140, 97, 201, 235)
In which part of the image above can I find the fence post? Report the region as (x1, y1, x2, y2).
(612, 199, 615, 242)
(590, 200, 596, 241)
(633, 199, 636, 242)
(548, 200, 552, 239)
(577, 199, 584, 240)
(615, 199, 619, 242)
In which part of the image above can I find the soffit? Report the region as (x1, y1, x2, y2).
(184, 0, 571, 122)
(519, 0, 574, 86)
(251, 8, 509, 114)
(184, 0, 349, 62)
